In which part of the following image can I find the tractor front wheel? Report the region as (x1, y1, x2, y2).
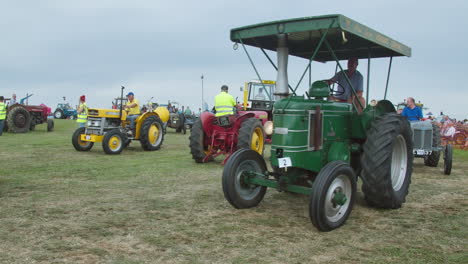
(72, 127, 94, 151)
(309, 161, 356, 231)
(7, 106, 31, 133)
(222, 149, 267, 209)
(54, 110, 64, 119)
(424, 123, 441, 167)
(189, 119, 213, 163)
(444, 144, 453, 175)
(361, 113, 413, 209)
(102, 129, 125, 154)
(47, 119, 54, 132)
(140, 116, 164, 151)
(237, 118, 265, 156)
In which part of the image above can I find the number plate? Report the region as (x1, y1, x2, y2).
(416, 149, 425, 155)
(278, 157, 292, 168)
(85, 135, 91, 140)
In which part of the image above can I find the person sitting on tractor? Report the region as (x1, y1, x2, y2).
(214, 85, 236, 117)
(77, 95, 88, 127)
(401, 97, 422, 121)
(184, 106, 192, 116)
(11, 93, 17, 105)
(326, 57, 365, 111)
(254, 88, 267, 100)
(124, 92, 140, 134)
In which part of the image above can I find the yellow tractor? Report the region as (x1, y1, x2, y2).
(72, 87, 169, 154)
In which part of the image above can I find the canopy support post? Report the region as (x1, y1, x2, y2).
(366, 49, 371, 104)
(384, 56, 393, 100)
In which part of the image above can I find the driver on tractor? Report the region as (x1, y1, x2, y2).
(326, 57, 366, 111)
(214, 85, 236, 117)
(124, 92, 140, 135)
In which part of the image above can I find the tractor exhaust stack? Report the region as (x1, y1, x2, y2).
(275, 34, 289, 99)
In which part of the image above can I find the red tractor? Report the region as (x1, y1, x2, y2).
(3, 95, 54, 133)
(189, 108, 270, 164)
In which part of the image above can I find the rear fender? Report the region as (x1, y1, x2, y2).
(135, 112, 158, 139)
(233, 112, 256, 130)
(200, 112, 216, 137)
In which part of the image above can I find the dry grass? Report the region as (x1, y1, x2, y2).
(0, 120, 467, 263)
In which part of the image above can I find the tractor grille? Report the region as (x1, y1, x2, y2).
(413, 127, 432, 150)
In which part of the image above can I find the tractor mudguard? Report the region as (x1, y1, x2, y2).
(237, 110, 269, 125)
(233, 112, 256, 131)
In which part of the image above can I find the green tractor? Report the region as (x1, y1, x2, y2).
(222, 15, 414, 231)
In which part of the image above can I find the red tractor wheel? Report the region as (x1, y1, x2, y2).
(237, 118, 265, 156)
(6, 106, 31, 133)
(189, 119, 213, 163)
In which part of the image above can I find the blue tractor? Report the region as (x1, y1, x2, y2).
(54, 103, 77, 119)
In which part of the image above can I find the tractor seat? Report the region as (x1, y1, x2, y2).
(215, 115, 235, 127)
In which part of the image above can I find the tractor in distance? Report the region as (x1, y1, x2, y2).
(54, 103, 77, 119)
(222, 14, 414, 231)
(3, 94, 54, 133)
(189, 88, 271, 164)
(397, 100, 452, 174)
(72, 86, 170, 154)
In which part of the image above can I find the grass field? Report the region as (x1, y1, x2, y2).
(1, 120, 467, 264)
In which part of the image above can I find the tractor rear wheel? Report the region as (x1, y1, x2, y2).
(47, 119, 54, 132)
(424, 123, 441, 167)
(443, 144, 453, 175)
(222, 149, 267, 209)
(102, 129, 125, 154)
(309, 161, 356, 231)
(54, 110, 64, 119)
(7, 106, 31, 133)
(72, 127, 94, 151)
(237, 118, 265, 156)
(189, 119, 213, 163)
(361, 113, 413, 209)
(140, 116, 164, 151)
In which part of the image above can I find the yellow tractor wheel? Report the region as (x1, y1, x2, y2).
(102, 129, 125, 155)
(237, 118, 265, 156)
(72, 127, 94, 151)
(140, 116, 164, 151)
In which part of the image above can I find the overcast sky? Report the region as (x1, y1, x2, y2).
(1, 0, 466, 119)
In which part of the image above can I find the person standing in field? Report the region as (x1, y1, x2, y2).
(0, 96, 6, 135)
(77, 95, 88, 127)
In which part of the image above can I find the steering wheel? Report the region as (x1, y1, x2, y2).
(328, 80, 346, 97)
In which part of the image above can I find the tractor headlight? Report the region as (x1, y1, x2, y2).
(264, 121, 274, 135)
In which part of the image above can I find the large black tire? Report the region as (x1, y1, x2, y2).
(140, 115, 164, 151)
(72, 127, 94, 151)
(47, 119, 54, 132)
(189, 119, 213, 163)
(54, 109, 64, 119)
(424, 123, 441, 167)
(222, 149, 267, 209)
(361, 113, 413, 209)
(237, 118, 265, 156)
(309, 161, 357, 232)
(444, 144, 453, 175)
(7, 106, 31, 133)
(102, 129, 125, 155)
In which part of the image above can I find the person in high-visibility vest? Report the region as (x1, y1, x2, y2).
(214, 85, 236, 117)
(77, 95, 88, 127)
(0, 96, 6, 136)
